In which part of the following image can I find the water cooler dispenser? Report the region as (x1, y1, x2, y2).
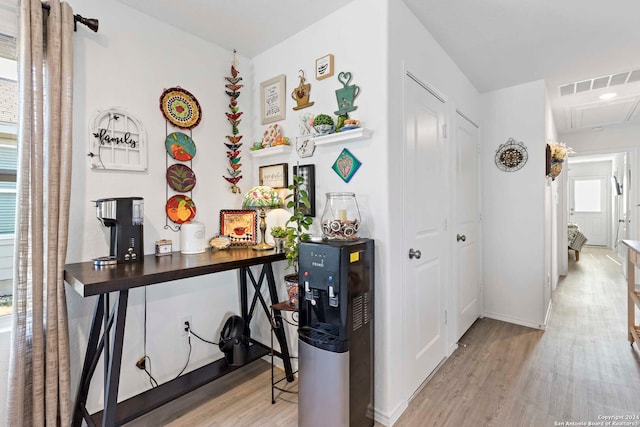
(298, 238, 374, 427)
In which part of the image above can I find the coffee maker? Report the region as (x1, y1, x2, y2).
(95, 197, 144, 263)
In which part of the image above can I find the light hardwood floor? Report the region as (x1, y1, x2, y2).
(126, 247, 640, 426)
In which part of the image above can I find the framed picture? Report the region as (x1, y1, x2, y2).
(260, 74, 286, 124)
(293, 164, 316, 217)
(219, 210, 258, 246)
(315, 54, 334, 80)
(259, 163, 288, 189)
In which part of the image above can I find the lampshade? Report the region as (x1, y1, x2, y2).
(242, 186, 282, 209)
(242, 186, 282, 250)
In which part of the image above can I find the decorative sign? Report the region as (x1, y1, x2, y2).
(260, 74, 286, 124)
(332, 148, 361, 183)
(259, 163, 288, 189)
(89, 108, 147, 171)
(316, 54, 334, 80)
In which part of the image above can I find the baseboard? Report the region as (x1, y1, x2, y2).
(482, 311, 546, 330)
(375, 400, 408, 426)
(543, 300, 552, 328)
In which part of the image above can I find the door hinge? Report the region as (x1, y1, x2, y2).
(445, 310, 448, 325)
(442, 124, 448, 138)
(443, 219, 448, 231)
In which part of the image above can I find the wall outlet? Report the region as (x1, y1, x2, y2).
(180, 316, 192, 337)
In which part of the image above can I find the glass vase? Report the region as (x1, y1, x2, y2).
(321, 192, 361, 240)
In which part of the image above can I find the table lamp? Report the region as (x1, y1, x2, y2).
(242, 185, 283, 250)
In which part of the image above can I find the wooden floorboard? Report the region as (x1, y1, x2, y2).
(124, 247, 640, 426)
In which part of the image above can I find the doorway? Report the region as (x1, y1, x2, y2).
(567, 154, 628, 252)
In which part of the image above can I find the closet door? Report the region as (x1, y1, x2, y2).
(454, 111, 481, 339)
(403, 74, 448, 398)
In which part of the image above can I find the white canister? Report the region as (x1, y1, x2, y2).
(180, 221, 206, 254)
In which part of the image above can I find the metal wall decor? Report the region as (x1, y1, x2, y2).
(223, 50, 244, 194)
(495, 137, 528, 172)
(335, 71, 360, 115)
(89, 108, 147, 171)
(291, 70, 314, 110)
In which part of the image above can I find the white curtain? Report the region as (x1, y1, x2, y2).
(6, 0, 74, 425)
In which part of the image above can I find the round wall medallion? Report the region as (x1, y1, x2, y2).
(495, 138, 528, 172)
(159, 87, 202, 130)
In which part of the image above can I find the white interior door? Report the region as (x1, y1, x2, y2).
(403, 74, 447, 397)
(569, 176, 609, 246)
(454, 112, 480, 339)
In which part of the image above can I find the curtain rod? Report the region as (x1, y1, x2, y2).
(41, 4, 99, 33)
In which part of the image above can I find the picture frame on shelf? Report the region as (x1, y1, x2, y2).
(315, 54, 334, 80)
(259, 162, 289, 189)
(219, 210, 258, 246)
(260, 74, 286, 124)
(293, 164, 316, 217)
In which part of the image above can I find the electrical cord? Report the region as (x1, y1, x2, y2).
(143, 356, 158, 388)
(175, 334, 192, 378)
(141, 288, 158, 388)
(187, 324, 219, 346)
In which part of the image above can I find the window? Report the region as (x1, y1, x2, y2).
(574, 179, 602, 213)
(0, 42, 17, 318)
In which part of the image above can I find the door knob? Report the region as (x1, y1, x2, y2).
(457, 234, 466, 242)
(408, 248, 422, 259)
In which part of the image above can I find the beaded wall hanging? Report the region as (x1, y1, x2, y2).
(223, 50, 243, 194)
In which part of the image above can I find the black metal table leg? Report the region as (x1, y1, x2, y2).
(240, 264, 294, 382)
(239, 267, 249, 337)
(72, 294, 105, 427)
(102, 290, 129, 427)
(264, 263, 294, 381)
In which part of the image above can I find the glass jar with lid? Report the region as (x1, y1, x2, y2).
(321, 192, 361, 240)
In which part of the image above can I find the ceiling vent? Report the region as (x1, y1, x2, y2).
(559, 70, 640, 96)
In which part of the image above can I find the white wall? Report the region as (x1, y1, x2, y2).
(63, 0, 278, 414)
(481, 80, 549, 329)
(251, 0, 392, 421)
(387, 0, 480, 423)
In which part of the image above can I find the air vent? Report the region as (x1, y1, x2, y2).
(576, 80, 591, 93)
(560, 69, 640, 96)
(592, 77, 610, 90)
(352, 295, 363, 331)
(628, 70, 640, 83)
(610, 72, 629, 86)
(560, 84, 575, 96)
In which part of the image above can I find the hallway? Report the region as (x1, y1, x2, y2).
(396, 246, 640, 426)
(125, 247, 640, 426)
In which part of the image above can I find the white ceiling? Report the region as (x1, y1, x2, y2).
(117, 0, 640, 134)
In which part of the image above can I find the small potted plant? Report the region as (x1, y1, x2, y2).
(282, 174, 313, 307)
(313, 114, 335, 135)
(270, 226, 287, 253)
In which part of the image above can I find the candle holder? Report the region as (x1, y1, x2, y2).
(321, 192, 361, 240)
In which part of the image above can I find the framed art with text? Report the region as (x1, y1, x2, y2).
(259, 163, 288, 189)
(260, 74, 286, 124)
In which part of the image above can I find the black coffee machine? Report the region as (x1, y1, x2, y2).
(95, 197, 144, 263)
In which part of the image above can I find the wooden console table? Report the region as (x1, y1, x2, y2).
(622, 240, 640, 349)
(65, 248, 293, 427)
